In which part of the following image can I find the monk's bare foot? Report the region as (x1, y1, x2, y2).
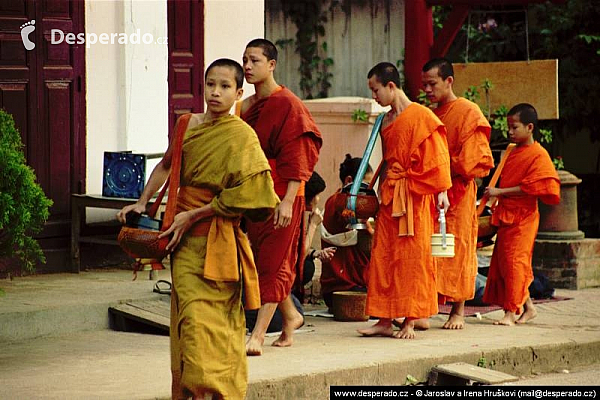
(414, 318, 430, 331)
(358, 319, 393, 337)
(443, 302, 465, 329)
(393, 319, 416, 339)
(246, 336, 264, 356)
(493, 311, 517, 326)
(272, 311, 304, 347)
(516, 300, 537, 324)
(393, 318, 429, 331)
(443, 313, 465, 329)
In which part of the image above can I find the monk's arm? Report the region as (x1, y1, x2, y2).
(274, 180, 301, 229)
(484, 186, 524, 198)
(304, 208, 322, 255)
(116, 119, 181, 223)
(437, 190, 450, 213)
(159, 204, 216, 251)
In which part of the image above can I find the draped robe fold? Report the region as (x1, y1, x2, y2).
(242, 86, 322, 303)
(483, 142, 560, 313)
(169, 115, 279, 400)
(433, 98, 494, 303)
(366, 104, 452, 319)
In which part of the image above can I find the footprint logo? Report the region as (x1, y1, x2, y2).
(20, 20, 35, 51)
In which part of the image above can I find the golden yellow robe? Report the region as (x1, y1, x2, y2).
(169, 115, 279, 400)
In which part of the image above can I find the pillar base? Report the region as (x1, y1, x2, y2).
(536, 230, 585, 240)
(533, 238, 600, 289)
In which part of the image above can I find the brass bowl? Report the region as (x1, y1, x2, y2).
(478, 215, 497, 242)
(334, 189, 379, 220)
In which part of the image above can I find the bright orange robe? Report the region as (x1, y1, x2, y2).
(320, 190, 370, 305)
(366, 103, 452, 319)
(434, 98, 494, 303)
(483, 142, 560, 313)
(242, 86, 322, 303)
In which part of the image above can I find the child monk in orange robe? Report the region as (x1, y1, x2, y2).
(357, 62, 452, 339)
(483, 103, 560, 326)
(422, 58, 494, 330)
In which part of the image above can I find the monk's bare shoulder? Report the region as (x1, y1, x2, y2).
(240, 96, 256, 115)
(186, 113, 205, 130)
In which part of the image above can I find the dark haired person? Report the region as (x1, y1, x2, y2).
(117, 59, 279, 399)
(319, 154, 373, 310)
(422, 57, 494, 330)
(483, 103, 560, 326)
(357, 62, 451, 339)
(240, 38, 322, 355)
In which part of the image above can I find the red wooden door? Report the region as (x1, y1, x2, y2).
(167, 0, 204, 137)
(0, 0, 85, 271)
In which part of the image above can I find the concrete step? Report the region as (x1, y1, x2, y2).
(0, 269, 167, 342)
(1, 270, 600, 399)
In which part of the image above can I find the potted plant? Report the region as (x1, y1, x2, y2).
(0, 109, 53, 276)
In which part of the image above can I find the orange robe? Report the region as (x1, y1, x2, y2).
(242, 86, 322, 303)
(483, 142, 560, 313)
(434, 98, 494, 303)
(366, 103, 451, 319)
(320, 190, 370, 306)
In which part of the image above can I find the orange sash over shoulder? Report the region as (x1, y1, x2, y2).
(177, 186, 261, 310)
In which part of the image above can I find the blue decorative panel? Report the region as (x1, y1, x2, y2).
(102, 152, 146, 198)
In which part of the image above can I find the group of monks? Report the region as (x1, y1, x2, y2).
(117, 38, 561, 399)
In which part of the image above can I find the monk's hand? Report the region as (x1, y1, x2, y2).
(484, 187, 500, 198)
(437, 191, 450, 214)
(116, 202, 146, 224)
(317, 247, 336, 262)
(274, 198, 294, 229)
(309, 208, 323, 226)
(159, 211, 193, 251)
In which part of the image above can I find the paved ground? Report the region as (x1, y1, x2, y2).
(1, 269, 599, 399)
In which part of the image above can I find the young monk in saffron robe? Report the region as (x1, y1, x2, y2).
(483, 103, 560, 326)
(357, 62, 452, 339)
(422, 58, 494, 330)
(320, 154, 373, 309)
(240, 39, 322, 355)
(117, 59, 279, 399)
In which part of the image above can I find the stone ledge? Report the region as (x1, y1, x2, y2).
(533, 238, 600, 289)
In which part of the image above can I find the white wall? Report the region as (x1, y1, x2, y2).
(85, 0, 126, 194)
(85, 0, 168, 198)
(84, 0, 264, 221)
(204, 0, 264, 101)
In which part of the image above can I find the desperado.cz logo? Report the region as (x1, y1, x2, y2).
(19, 20, 167, 51)
(20, 20, 36, 50)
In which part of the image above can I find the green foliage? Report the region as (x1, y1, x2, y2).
(492, 105, 509, 141)
(0, 109, 53, 272)
(351, 109, 369, 123)
(553, 156, 565, 170)
(463, 85, 480, 103)
(477, 357, 487, 368)
(577, 34, 600, 55)
(540, 128, 553, 144)
(279, 0, 335, 99)
(438, 0, 600, 144)
(404, 374, 419, 386)
(417, 90, 432, 108)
